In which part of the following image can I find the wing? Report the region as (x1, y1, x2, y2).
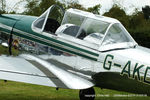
(0, 54, 94, 89)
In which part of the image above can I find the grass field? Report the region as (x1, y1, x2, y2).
(0, 45, 150, 100)
(0, 81, 150, 100)
(0, 45, 19, 56)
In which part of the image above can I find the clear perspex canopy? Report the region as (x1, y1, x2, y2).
(33, 5, 137, 51)
(61, 8, 137, 51)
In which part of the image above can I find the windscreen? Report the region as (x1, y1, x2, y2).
(33, 11, 47, 29)
(81, 18, 109, 35)
(82, 18, 110, 45)
(33, 5, 64, 33)
(102, 23, 131, 45)
(62, 11, 85, 26)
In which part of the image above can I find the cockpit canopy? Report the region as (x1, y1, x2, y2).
(32, 5, 137, 51)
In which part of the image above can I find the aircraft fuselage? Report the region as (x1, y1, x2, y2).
(0, 13, 150, 95)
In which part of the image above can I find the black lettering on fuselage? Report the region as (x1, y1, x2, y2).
(103, 54, 114, 70)
(144, 67, 150, 84)
(121, 61, 131, 77)
(103, 54, 150, 85)
(132, 63, 144, 81)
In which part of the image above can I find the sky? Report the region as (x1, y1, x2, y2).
(6, 0, 150, 15)
(6, 0, 26, 13)
(79, 0, 150, 14)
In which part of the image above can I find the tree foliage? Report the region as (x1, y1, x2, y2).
(87, 4, 101, 14)
(142, 6, 150, 20)
(23, 0, 101, 15)
(129, 11, 150, 47)
(67, 2, 86, 10)
(24, 0, 39, 16)
(24, 0, 61, 16)
(0, 0, 6, 14)
(103, 4, 150, 47)
(103, 4, 130, 28)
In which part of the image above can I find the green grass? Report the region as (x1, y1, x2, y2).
(0, 45, 9, 55)
(0, 45, 19, 56)
(0, 81, 150, 100)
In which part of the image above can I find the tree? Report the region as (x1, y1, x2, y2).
(87, 4, 101, 14)
(129, 11, 146, 29)
(24, 0, 65, 16)
(24, 0, 102, 16)
(67, 2, 86, 11)
(142, 6, 150, 20)
(38, 0, 56, 13)
(24, 0, 40, 16)
(0, 0, 6, 13)
(103, 4, 130, 28)
(9, 0, 25, 14)
(128, 10, 150, 48)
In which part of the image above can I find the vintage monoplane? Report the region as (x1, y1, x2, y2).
(0, 5, 150, 100)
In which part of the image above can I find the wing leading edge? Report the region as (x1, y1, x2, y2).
(0, 54, 94, 89)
